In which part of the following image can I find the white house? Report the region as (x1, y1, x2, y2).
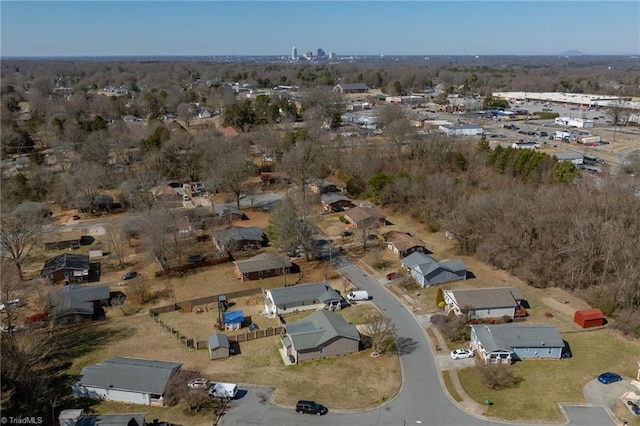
(72, 357, 182, 406)
(470, 324, 565, 364)
(264, 281, 343, 316)
(442, 287, 526, 320)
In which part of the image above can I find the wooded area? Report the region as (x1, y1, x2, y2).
(1, 56, 640, 420)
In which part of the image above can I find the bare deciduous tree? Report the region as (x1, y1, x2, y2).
(360, 315, 396, 354)
(107, 224, 129, 269)
(0, 204, 45, 280)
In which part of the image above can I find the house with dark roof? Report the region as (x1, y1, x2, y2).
(58, 409, 146, 426)
(40, 253, 96, 283)
(410, 259, 467, 287)
(47, 284, 111, 321)
(212, 226, 265, 252)
(320, 193, 354, 212)
(213, 204, 246, 223)
(470, 324, 565, 364)
(309, 179, 339, 194)
(72, 357, 182, 406)
(43, 229, 84, 250)
(382, 231, 428, 258)
(442, 287, 526, 320)
(208, 333, 230, 360)
(264, 281, 343, 316)
(333, 83, 370, 94)
(281, 310, 360, 363)
(343, 207, 386, 230)
(234, 252, 292, 281)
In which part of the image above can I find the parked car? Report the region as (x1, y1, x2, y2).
(187, 377, 210, 390)
(450, 349, 474, 360)
(627, 400, 640, 415)
(188, 255, 205, 262)
(386, 272, 401, 280)
(597, 372, 622, 384)
(341, 231, 353, 237)
(72, 214, 81, 220)
(296, 400, 328, 416)
(122, 271, 138, 280)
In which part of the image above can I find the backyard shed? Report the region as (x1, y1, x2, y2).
(574, 308, 604, 328)
(208, 333, 231, 360)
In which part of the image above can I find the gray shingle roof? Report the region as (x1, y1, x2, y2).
(212, 226, 264, 245)
(472, 324, 564, 353)
(234, 253, 292, 274)
(401, 252, 436, 269)
(214, 203, 243, 218)
(208, 333, 230, 350)
(40, 253, 90, 276)
(412, 259, 466, 275)
(75, 413, 146, 426)
(320, 193, 352, 205)
(47, 284, 110, 318)
(268, 282, 342, 309)
(77, 357, 182, 395)
(337, 83, 370, 91)
(285, 310, 360, 351)
(446, 287, 524, 310)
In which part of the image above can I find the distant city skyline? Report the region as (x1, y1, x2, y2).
(1, 1, 639, 57)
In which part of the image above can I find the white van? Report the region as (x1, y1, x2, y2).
(208, 382, 238, 400)
(347, 291, 369, 302)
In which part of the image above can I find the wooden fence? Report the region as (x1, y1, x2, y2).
(149, 287, 263, 315)
(148, 287, 277, 350)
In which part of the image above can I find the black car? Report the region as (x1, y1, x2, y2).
(122, 271, 138, 280)
(296, 400, 327, 416)
(188, 255, 205, 262)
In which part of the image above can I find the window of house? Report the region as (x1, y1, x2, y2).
(319, 347, 324, 355)
(258, 270, 263, 276)
(243, 273, 248, 277)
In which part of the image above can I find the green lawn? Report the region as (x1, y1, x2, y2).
(459, 328, 640, 422)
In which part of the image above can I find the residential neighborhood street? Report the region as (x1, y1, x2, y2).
(219, 258, 617, 426)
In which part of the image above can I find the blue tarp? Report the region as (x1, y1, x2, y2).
(223, 310, 244, 324)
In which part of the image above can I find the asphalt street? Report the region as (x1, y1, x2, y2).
(219, 256, 618, 426)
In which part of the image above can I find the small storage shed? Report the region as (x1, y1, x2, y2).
(208, 333, 230, 360)
(223, 310, 244, 331)
(574, 308, 604, 328)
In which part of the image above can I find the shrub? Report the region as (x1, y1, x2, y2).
(477, 365, 522, 389)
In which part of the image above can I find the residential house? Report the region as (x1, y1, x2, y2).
(222, 126, 241, 138)
(260, 172, 290, 185)
(47, 284, 111, 321)
(72, 357, 182, 406)
(40, 253, 97, 283)
(442, 287, 526, 320)
(43, 230, 84, 250)
(401, 252, 437, 270)
(213, 204, 246, 223)
(382, 231, 427, 258)
(208, 333, 231, 360)
(234, 252, 292, 281)
(410, 259, 467, 287)
(198, 108, 211, 119)
(281, 310, 360, 363)
(309, 179, 339, 194)
(470, 324, 565, 364)
(333, 83, 370, 94)
(264, 281, 343, 316)
(320, 193, 354, 212)
(343, 207, 386, 230)
(410, 113, 430, 128)
(58, 409, 146, 426)
(212, 226, 265, 252)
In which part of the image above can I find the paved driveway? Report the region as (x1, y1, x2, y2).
(220, 258, 616, 426)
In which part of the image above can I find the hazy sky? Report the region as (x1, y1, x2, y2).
(2, 1, 639, 57)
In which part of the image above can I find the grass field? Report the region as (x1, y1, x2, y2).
(458, 328, 640, 422)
